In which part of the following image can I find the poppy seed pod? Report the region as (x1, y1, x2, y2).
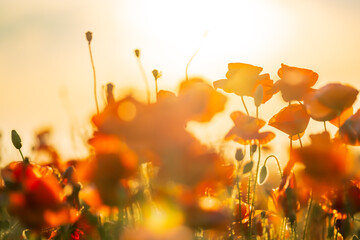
(85, 31, 92, 43)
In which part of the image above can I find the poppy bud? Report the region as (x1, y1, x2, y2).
(134, 49, 140, 58)
(254, 85, 263, 107)
(85, 31, 92, 43)
(11, 130, 22, 150)
(259, 165, 268, 184)
(235, 148, 244, 161)
(250, 144, 257, 155)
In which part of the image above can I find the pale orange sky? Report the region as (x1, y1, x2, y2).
(1, 0, 360, 163)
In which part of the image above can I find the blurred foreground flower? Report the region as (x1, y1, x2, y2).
(284, 132, 353, 196)
(1, 161, 78, 230)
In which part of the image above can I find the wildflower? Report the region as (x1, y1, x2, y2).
(178, 78, 227, 122)
(225, 111, 275, 145)
(274, 64, 318, 102)
(339, 108, 360, 145)
(269, 173, 299, 223)
(321, 180, 360, 217)
(1, 161, 77, 229)
(269, 104, 310, 137)
(213, 63, 274, 104)
(285, 132, 352, 196)
(304, 83, 358, 122)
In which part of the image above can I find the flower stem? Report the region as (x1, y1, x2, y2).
(323, 121, 327, 132)
(88, 42, 99, 115)
(136, 58, 151, 104)
(302, 191, 313, 240)
(241, 96, 250, 116)
(249, 144, 261, 239)
(264, 155, 283, 177)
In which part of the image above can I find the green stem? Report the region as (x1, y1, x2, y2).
(249, 145, 261, 239)
(241, 96, 249, 116)
(19, 148, 25, 162)
(88, 43, 99, 115)
(302, 191, 313, 240)
(264, 155, 283, 177)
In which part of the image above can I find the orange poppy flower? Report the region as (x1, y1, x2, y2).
(305, 83, 358, 122)
(285, 132, 353, 196)
(339, 108, 360, 145)
(179, 78, 227, 122)
(225, 111, 275, 145)
(213, 63, 274, 104)
(274, 64, 318, 102)
(268, 104, 310, 137)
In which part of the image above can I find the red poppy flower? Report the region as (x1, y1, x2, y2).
(269, 173, 299, 223)
(225, 111, 275, 145)
(321, 180, 360, 217)
(269, 104, 310, 137)
(274, 64, 318, 102)
(1, 161, 77, 229)
(304, 83, 358, 122)
(213, 63, 274, 104)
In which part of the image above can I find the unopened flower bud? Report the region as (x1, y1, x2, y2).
(235, 148, 244, 161)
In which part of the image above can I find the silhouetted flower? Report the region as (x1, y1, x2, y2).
(225, 111, 275, 145)
(269, 104, 310, 137)
(214, 63, 274, 103)
(273, 64, 318, 102)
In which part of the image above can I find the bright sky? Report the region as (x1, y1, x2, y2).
(1, 0, 360, 163)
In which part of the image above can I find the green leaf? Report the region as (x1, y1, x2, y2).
(243, 161, 254, 174)
(259, 165, 268, 184)
(11, 130, 22, 149)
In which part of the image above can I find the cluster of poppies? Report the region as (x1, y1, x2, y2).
(1, 62, 360, 240)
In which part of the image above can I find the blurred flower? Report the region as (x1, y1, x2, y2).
(304, 83, 358, 122)
(225, 111, 275, 145)
(339, 108, 360, 145)
(269, 173, 299, 223)
(91, 78, 229, 188)
(269, 104, 310, 137)
(213, 63, 274, 104)
(284, 132, 353, 196)
(178, 78, 227, 122)
(82, 134, 138, 206)
(1, 161, 77, 229)
(274, 64, 318, 102)
(321, 180, 360, 218)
